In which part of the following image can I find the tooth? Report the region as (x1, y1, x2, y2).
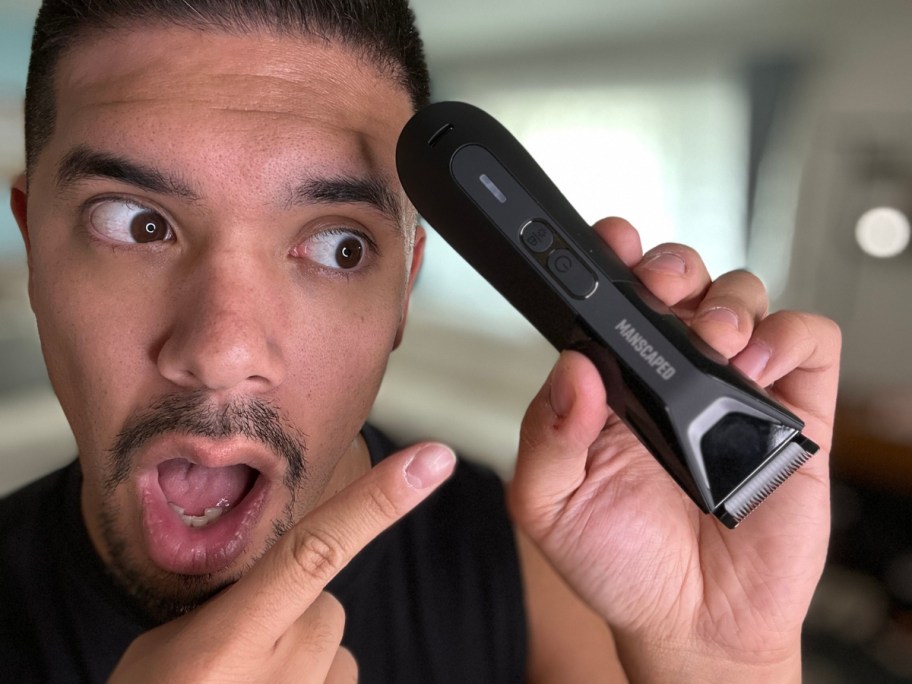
(189, 515, 209, 528)
(204, 507, 225, 521)
(168, 501, 230, 528)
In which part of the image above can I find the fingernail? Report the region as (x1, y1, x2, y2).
(734, 342, 771, 380)
(405, 445, 456, 489)
(549, 364, 575, 418)
(699, 306, 740, 330)
(641, 252, 686, 275)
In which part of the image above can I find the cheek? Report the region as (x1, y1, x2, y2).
(280, 273, 406, 463)
(29, 251, 157, 459)
(289, 298, 399, 423)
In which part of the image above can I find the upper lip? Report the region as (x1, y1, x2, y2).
(133, 433, 287, 482)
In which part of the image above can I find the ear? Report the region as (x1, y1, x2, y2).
(9, 173, 38, 312)
(392, 224, 426, 350)
(9, 173, 30, 255)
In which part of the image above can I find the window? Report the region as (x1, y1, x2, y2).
(411, 77, 749, 337)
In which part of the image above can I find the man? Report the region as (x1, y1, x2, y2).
(1, 0, 841, 681)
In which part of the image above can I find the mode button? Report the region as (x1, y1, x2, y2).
(520, 220, 554, 253)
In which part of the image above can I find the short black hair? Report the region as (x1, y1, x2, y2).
(24, 0, 431, 173)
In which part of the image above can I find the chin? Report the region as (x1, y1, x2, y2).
(98, 488, 296, 623)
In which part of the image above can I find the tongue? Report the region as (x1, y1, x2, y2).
(158, 459, 256, 516)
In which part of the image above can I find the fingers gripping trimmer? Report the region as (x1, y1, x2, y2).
(396, 101, 818, 528)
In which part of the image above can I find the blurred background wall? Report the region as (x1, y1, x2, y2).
(1, 0, 911, 680)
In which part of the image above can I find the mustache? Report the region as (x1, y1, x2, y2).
(105, 391, 307, 492)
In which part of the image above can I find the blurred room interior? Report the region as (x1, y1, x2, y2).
(1, 0, 910, 680)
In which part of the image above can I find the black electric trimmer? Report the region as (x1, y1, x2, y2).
(396, 101, 818, 528)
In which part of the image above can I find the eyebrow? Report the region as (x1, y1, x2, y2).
(55, 146, 405, 230)
(56, 146, 200, 201)
(291, 175, 404, 232)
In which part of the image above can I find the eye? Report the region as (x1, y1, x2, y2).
(88, 199, 174, 244)
(297, 229, 372, 271)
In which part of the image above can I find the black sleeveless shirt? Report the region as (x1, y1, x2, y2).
(0, 424, 527, 683)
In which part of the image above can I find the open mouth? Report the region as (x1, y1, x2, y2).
(138, 451, 277, 575)
(157, 458, 259, 528)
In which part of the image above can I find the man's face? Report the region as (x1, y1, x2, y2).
(13, 26, 422, 618)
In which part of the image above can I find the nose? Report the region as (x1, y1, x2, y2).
(156, 251, 286, 394)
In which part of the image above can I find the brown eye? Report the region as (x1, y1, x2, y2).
(130, 210, 170, 243)
(89, 199, 174, 244)
(300, 229, 372, 272)
(336, 237, 364, 269)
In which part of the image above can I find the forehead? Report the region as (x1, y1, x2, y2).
(45, 26, 413, 184)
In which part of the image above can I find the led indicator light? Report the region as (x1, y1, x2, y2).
(479, 174, 507, 203)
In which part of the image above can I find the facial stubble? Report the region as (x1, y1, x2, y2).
(95, 391, 308, 624)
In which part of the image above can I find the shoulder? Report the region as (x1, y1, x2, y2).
(0, 464, 78, 676)
(0, 463, 77, 592)
(0, 463, 75, 539)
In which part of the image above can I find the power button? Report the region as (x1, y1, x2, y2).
(547, 249, 597, 298)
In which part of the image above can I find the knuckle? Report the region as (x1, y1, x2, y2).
(745, 269, 767, 293)
(333, 646, 359, 681)
(767, 310, 842, 348)
(710, 270, 768, 309)
(365, 482, 402, 521)
(290, 529, 346, 585)
(767, 308, 802, 330)
(313, 592, 347, 641)
(594, 216, 639, 243)
(285, 594, 347, 659)
(782, 310, 820, 340)
(727, 267, 766, 289)
(736, 270, 768, 305)
(322, 592, 346, 626)
(799, 311, 843, 355)
(813, 312, 842, 344)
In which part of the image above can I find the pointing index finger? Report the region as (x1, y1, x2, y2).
(203, 442, 456, 646)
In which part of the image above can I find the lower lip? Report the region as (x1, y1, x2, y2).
(138, 470, 271, 575)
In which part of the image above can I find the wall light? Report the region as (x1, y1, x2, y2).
(855, 206, 911, 258)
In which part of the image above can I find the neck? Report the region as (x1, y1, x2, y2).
(315, 431, 373, 507)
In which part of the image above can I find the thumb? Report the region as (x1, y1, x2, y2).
(510, 351, 610, 521)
